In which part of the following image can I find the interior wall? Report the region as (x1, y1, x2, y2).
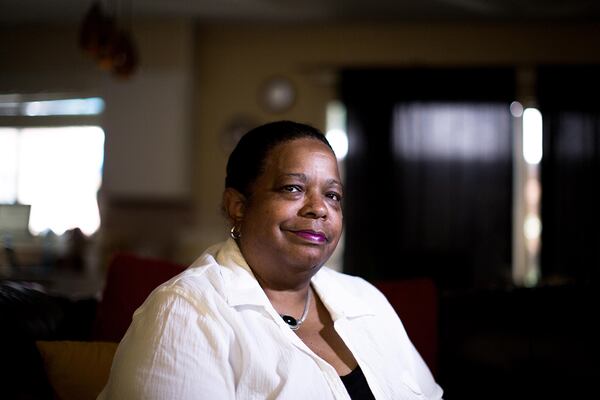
(191, 22, 600, 256)
(0, 25, 103, 93)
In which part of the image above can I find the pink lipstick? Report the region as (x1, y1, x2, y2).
(293, 230, 327, 243)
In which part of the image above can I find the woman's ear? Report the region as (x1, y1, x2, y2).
(222, 188, 246, 224)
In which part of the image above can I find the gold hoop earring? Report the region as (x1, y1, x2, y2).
(230, 225, 241, 240)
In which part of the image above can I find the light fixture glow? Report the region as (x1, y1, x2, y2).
(510, 101, 524, 117)
(326, 101, 348, 160)
(326, 129, 348, 160)
(524, 214, 541, 240)
(523, 108, 543, 164)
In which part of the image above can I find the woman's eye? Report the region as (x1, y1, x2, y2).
(326, 192, 342, 202)
(282, 185, 302, 193)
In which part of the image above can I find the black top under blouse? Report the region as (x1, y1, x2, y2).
(340, 365, 376, 400)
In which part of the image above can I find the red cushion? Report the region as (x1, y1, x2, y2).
(92, 252, 186, 342)
(374, 278, 439, 376)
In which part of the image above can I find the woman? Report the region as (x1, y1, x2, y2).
(99, 121, 443, 399)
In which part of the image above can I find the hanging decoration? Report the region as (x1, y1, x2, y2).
(79, 0, 138, 78)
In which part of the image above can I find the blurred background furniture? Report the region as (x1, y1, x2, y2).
(92, 252, 186, 342)
(375, 278, 439, 376)
(0, 251, 186, 400)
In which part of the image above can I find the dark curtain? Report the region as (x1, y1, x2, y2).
(341, 68, 515, 289)
(538, 66, 600, 283)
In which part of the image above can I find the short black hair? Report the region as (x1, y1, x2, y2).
(225, 120, 333, 197)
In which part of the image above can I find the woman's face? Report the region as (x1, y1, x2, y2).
(237, 138, 343, 284)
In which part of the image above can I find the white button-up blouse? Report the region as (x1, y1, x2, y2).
(98, 239, 443, 400)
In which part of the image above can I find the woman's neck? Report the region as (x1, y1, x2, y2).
(252, 269, 313, 313)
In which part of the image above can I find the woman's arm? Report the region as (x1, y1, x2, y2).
(99, 287, 236, 400)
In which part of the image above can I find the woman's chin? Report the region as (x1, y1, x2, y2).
(288, 251, 331, 272)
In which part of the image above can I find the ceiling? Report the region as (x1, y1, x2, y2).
(2, 0, 600, 25)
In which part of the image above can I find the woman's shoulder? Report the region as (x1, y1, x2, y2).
(137, 239, 259, 314)
(134, 246, 232, 315)
(131, 271, 213, 320)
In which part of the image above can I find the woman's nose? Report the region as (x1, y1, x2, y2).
(300, 192, 327, 219)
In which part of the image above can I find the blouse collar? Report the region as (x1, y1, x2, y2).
(212, 238, 375, 321)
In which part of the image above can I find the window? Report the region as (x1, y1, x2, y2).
(341, 66, 600, 288)
(340, 68, 516, 288)
(0, 97, 105, 236)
